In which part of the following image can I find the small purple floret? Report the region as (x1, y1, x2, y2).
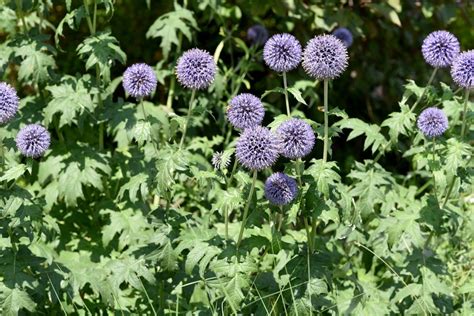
(264, 172, 298, 206)
(227, 93, 265, 130)
(123, 63, 157, 98)
(421, 30, 460, 68)
(176, 48, 217, 90)
(277, 118, 315, 159)
(303, 34, 348, 80)
(0, 82, 19, 125)
(263, 33, 302, 72)
(16, 124, 51, 158)
(332, 27, 353, 47)
(236, 126, 280, 171)
(451, 50, 474, 89)
(417, 107, 448, 138)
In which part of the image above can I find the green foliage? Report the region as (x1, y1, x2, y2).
(0, 0, 472, 315)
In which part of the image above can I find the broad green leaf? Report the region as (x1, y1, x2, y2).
(337, 118, 388, 153)
(146, 3, 198, 58)
(0, 164, 27, 182)
(44, 75, 97, 127)
(15, 37, 56, 84)
(304, 159, 341, 197)
(77, 32, 126, 82)
(1, 287, 36, 316)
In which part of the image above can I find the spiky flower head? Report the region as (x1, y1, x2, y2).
(303, 34, 349, 80)
(263, 33, 302, 72)
(236, 126, 280, 171)
(421, 30, 460, 68)
(247, 24, 269, 46)
(227, 93, 265, 130)
(276, 118, 315, 159)
(332, 27, 353, 47)
(450, 50, 474, 89)
(212, 151, 231, 170)
(176, 48, 217, 90)
(417, 107, 448, 138)
(0, 82, 19, 125)
(16, 124, 51, 158)
(264, 172, 298, 206)
(122, 63, 157, 98)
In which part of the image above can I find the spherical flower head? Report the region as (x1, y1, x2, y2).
(421, 30, 460, 68)
(332, 27, 353, 47)
(0, 82, 19, 125)
(212, 151, 230, 170)
(451, 50, 474, 89)
(16, 124, 51, 158)
(417, 107, 448, 138)
(276, 118, 315, 159)
(236, 126, 280, 171)
(247, 24, 269, 47)
(122, 63, 157, 98)
(176, 48, 217, 90)
(302, 34, 349, 80)
(263, 33, 302, 72)
(227, 93, 265, 130)
(264, 172, 298, 206)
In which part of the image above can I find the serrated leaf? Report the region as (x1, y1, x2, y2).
(0, 164, 27, 182)
(117, 173, 149, 202)
(77, 32, 126, 82)
(337, 118, 388, 154)
(381, 102, 416, 141)
(287, 87, 307, 105)
(44, 75, 96, 127)
(1, 287, 36, 316)
(304, 159, 341, 197)
(146, 3, 198, 58)
(15, 38, 56, 84)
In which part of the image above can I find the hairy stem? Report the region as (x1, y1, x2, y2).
(430, 137, 438, 203)
(283, 72, 290, 116)
(179, 89, 196, 149)
(323, 79, 329, 163)
(237, 170, 258, 248)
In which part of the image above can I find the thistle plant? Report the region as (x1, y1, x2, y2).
(176, 48, 217, 149)
(0, 82, 19, 125)
(264, 33, 302, 116)
(332, 27, 353, 48)
(16, 124, 51, 158)
(227, 93, 265, 130)
(235, 125, 280, 247)
(302, 34, 348, 162)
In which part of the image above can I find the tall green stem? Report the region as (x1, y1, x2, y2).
(283, 72, 290, 116)
(322, 80, 329, 163)
(179, 89, 196, 149)
(410, 68, 438, 112)
(236, 170, 258, 248)
(0, 139, 6, 189)
(15, 0, 27, 33)
(460, 89, 470, 138)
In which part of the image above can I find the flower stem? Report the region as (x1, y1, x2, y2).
(411, 68, 438, 112)
(460, 89, 470, 138)
(0, 138, 6, 189)
(430, 137, 438, 202)
(179, 89, 196, 149)
(283, 72, 290, 116)
(322, 79, 329, 163)
(224, 205, 229, 240)
(236, 170, 258, 248)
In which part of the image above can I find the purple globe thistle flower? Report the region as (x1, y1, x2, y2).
(247, 24, 269, 47)
(0, 82, 19, 125)
(421, 31, 460, 68)
(451, 50, 474, 89)
(122, 63, 157, 98)
(212, 151, 230, 170)
(276, 118, 315, 159)
(16, 124, 51, 158)
(236, 126, 280, 171)
(263, 33, 302, 72)
(264, 172, 298, 206)
(332, 27, 353, 48)
(176, 48, 217, 90)
(227, 93, 265, 130)
(302, 34, 349, 80)
(417, 107, 448, 138)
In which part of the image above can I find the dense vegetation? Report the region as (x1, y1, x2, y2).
(0, 0, 473, 315)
